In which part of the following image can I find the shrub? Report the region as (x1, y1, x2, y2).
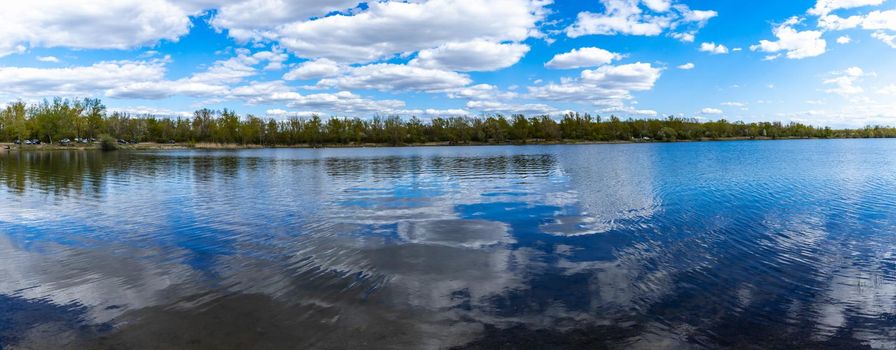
(99, 134, 118, 151)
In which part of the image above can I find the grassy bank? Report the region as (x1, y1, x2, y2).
(0, 136, 865, 152)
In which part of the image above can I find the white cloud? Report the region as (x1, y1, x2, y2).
(252, 49, 289, 71)
(862, 10, 896, 30)
(272, 0, 549, 63)
(109, 106, 192, 118)
(872, 31, 896, 48)
(808, 0, 885, 16)
(0, 48, 296, 101)
(879, 85, 896, 95)
(107, 81, 229, 99)
(701, 107, 723, 114)
(0, 0, 192, 57)
(265, 109, 320, 118)
(671, 32, 695, 42)
(421, 108, 471, 117)
(836, 35, 852, 44)
(409, 40, 531, 72)
(108, 48, 286, 99)
(528, 62, 661, 106)
(751, 21, 826, 59)
(780, 102, 896, 127)
(446, 84, 518, 101)
(466, 100, 560, 115)
(566, 0, 717, 39)
(36, 56, 59, 63)
(283, 58, 343, 80)
(824, 66, 865, 96)
(642, 0, 672, 12)
(677, 62, 695, 70)
(250, 89, 408, 115)
(817, 10, 896, 31)
(0, 59, 167, 98)
(210, 0, 360, 42)
(188, 51, 259, 84)
(267, 107, 472, 118)
(600, 105, 658, 116)
(544, 47, 621, 69)
(699, 42, 729, 54)
(285, 92, 406, 115)
(316, 64, 472, 92)
(721, 102, 746, 107)
(580, 62, 661, 90)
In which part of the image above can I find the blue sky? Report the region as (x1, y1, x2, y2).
(0, 0, 894, 127)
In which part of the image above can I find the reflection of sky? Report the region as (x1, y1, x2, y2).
(2, 140, 896, 348)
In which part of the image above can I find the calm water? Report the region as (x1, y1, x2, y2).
(2, 140, 896, 349)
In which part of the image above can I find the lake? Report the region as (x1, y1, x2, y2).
(2, 139, 896, 349)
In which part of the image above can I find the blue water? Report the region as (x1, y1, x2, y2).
(2, 139, 896, 349)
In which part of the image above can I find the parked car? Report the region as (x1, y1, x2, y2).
(13, 139, 20, 145)
(117, 139, 127, 144)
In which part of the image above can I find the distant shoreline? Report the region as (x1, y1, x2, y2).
(2, 136, 891, 152)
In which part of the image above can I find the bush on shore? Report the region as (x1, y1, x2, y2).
(99, 134, 118, 151)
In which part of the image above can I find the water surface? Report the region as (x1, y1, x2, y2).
(2, 140, 896, 349)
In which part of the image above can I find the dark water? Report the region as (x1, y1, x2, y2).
(2, 140, 896, 349)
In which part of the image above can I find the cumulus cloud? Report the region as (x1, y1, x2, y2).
(836, 35, 852, 44)
(108, 48, 286, 99)
(677, 62, 695, 70)
(0, 0, 192, 57)
(446, 84, 519, 102)
(107, 81, 229, 99)
(409, 40, 531, 72)
(565, 0, 717, 40)
(109, 106, 193, 118)
(544, 47, 621, 69)
(36, 56, 60, 63)
(210, 0, 360, 42)
(188, 49, 265, 84)
(0, 47, 294, 101)
(751, 19, 827, 59)
(808, 0, 885, 16)
(0, 59, 168, 98)
(879, 85, 896, 95)
(316, 64, 472, 92)
(284, 91, 407, 114)
(419, 108, 471, 117)
(283, 59, 343, 80)
(642, 0, 671, 12)
(817, 9, 896, 31)
(701, 107, 722, 114)
(824, 66, 866, 96)
(699, 42, 729, 54)
(872, 31, 896, 48)
(265, 98, 470, 119)
(528, 62, 661, 106)
(272, 0, 549, 63)
(240, 86, 408, 115)
(466, 100, 560, 115)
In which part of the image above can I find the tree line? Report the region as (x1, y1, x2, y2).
(3, 98, 896, 146)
